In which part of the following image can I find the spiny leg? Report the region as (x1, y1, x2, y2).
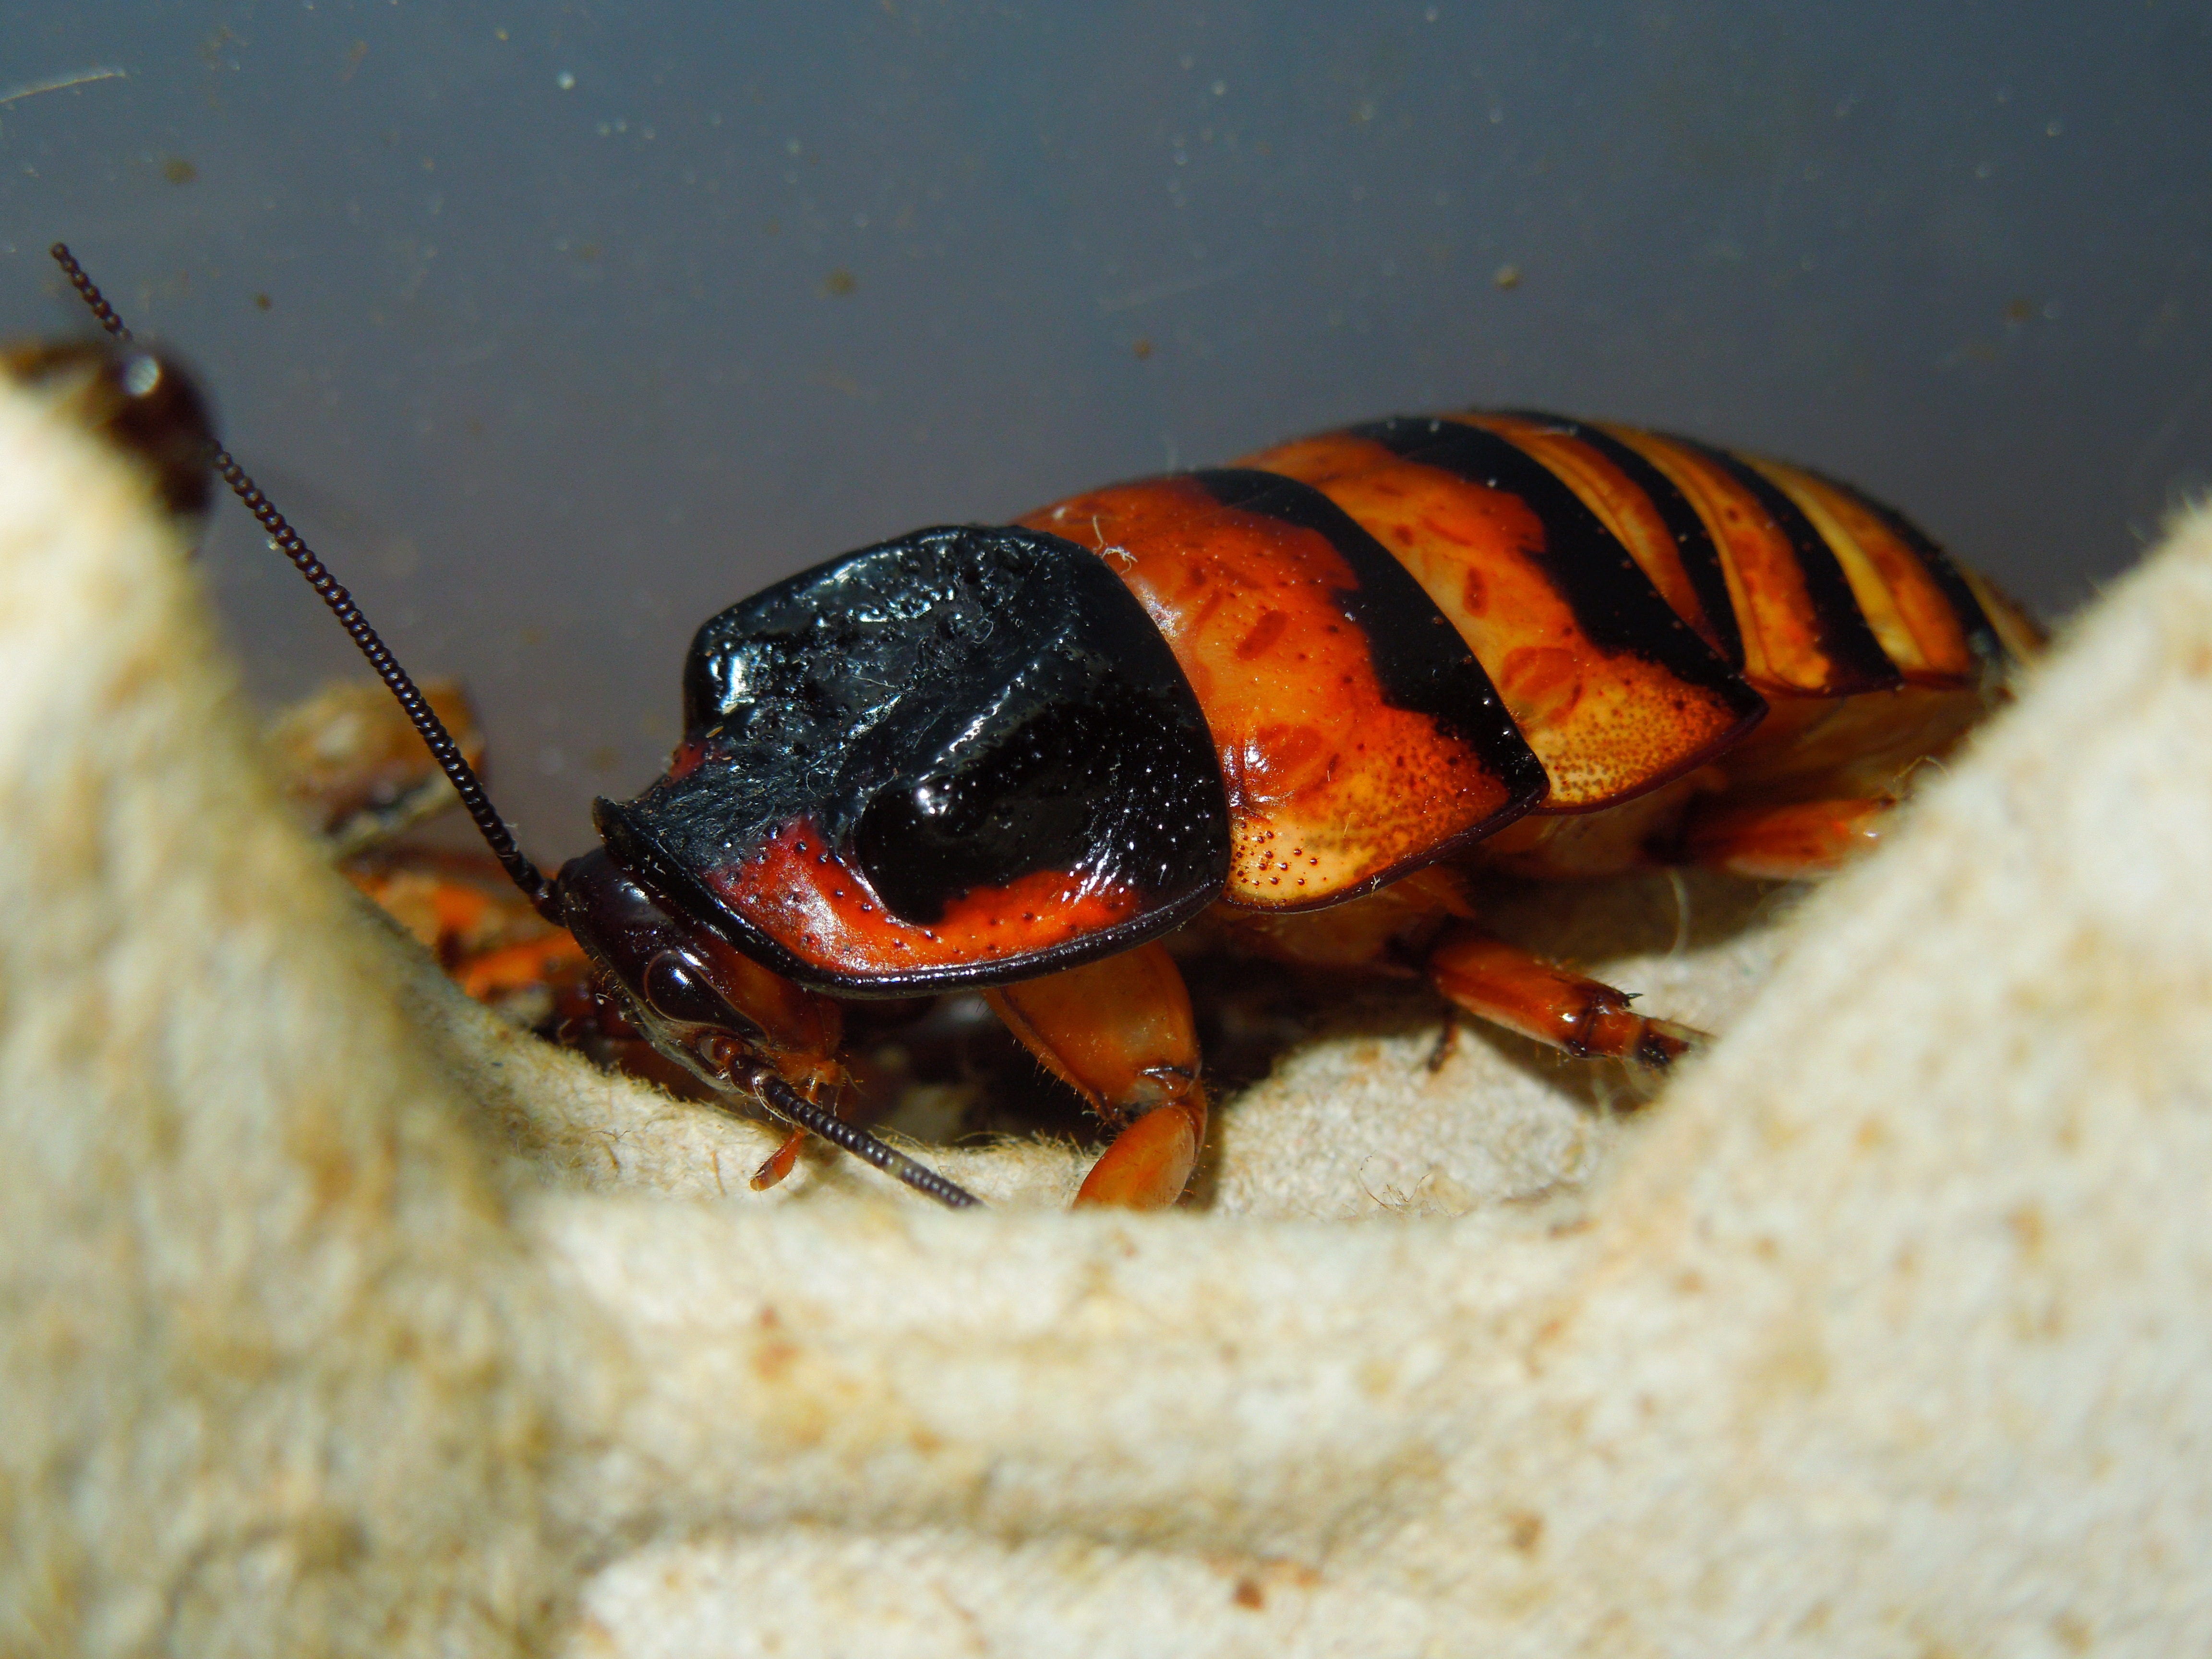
(1427, 928, 1705, 1071)
(983, 942, 1205, 1210)
(1437, 795, 1897, 1064)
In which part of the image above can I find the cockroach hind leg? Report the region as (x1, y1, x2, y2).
(1428, 928, 1711, 1074)
(1678, 795, 1891, 882)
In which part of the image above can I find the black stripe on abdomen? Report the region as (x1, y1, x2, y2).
(1493, 409, 1747, 672)
(1807, 467, 2007, 674)
(1665, 436, 1903, 694)
(1190, 465, 1548, 798)
(1349, 416, 1756, 706)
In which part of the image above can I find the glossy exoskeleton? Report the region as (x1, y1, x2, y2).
(47, 246, 2032, 1212)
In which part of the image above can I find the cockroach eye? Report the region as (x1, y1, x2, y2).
(642, 949, 739, 1029)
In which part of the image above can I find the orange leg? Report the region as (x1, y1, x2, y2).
(749, 1060, 854, 1191)
(750, 1128, 807, 1191)
(1428, 929, 1704, 1070)
(1678, 795, 1887, 880)
(983, 942, 1206, 1210)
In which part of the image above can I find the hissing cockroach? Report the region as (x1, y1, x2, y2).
(46, 245, 2034, 1213)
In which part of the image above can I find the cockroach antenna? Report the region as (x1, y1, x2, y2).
(50, 240, 558, 921)
(50, 241, 983, 1211)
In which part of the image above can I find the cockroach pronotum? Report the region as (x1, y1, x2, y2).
(38, 244, 2035, 1213)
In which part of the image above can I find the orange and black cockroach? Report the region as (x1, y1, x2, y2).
(47, 245, 2034, 1212)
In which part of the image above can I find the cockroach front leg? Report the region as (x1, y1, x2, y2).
(1427, 928, 1706, 1071)
(984, 942, 1206, 1210)
(751, 1128, 808, 1191)
(749, 1059, 853, 1191)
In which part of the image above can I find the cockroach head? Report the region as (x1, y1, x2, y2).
(553, 845, 775, 1088)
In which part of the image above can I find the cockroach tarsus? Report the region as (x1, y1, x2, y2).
(42, 242, 2032, 1214)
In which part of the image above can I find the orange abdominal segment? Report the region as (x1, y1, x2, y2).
(1458, 412, 1739, 658)
(1742, 459, 1986, 686)
(1593, 426, 1901, 697)
(1242, 422, 1764, 811)
(1022, 474, 1544, 909)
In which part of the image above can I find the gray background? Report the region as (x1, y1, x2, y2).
(3, 2, 2206, 855)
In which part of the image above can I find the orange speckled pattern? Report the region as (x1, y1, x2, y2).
(1241, 424, 1762, 810)
(1023, 475, 1540, 909)
(701, 818, 1145, 980)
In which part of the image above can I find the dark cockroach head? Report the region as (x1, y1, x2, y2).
(4, 339, 216, 518)
(596, 524, 1231, 997)
(553, 846, 981, 1207)
(555, 844, 828, 1082)
(43, 243, 981, 1209)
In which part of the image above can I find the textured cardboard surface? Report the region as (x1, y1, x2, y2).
(3, 373, 2206, 1655)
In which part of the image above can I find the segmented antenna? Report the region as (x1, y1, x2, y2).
(741, 1065, 981, 1208)
(50, 242, 560, 922)
(48, 243, 986, 1211)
